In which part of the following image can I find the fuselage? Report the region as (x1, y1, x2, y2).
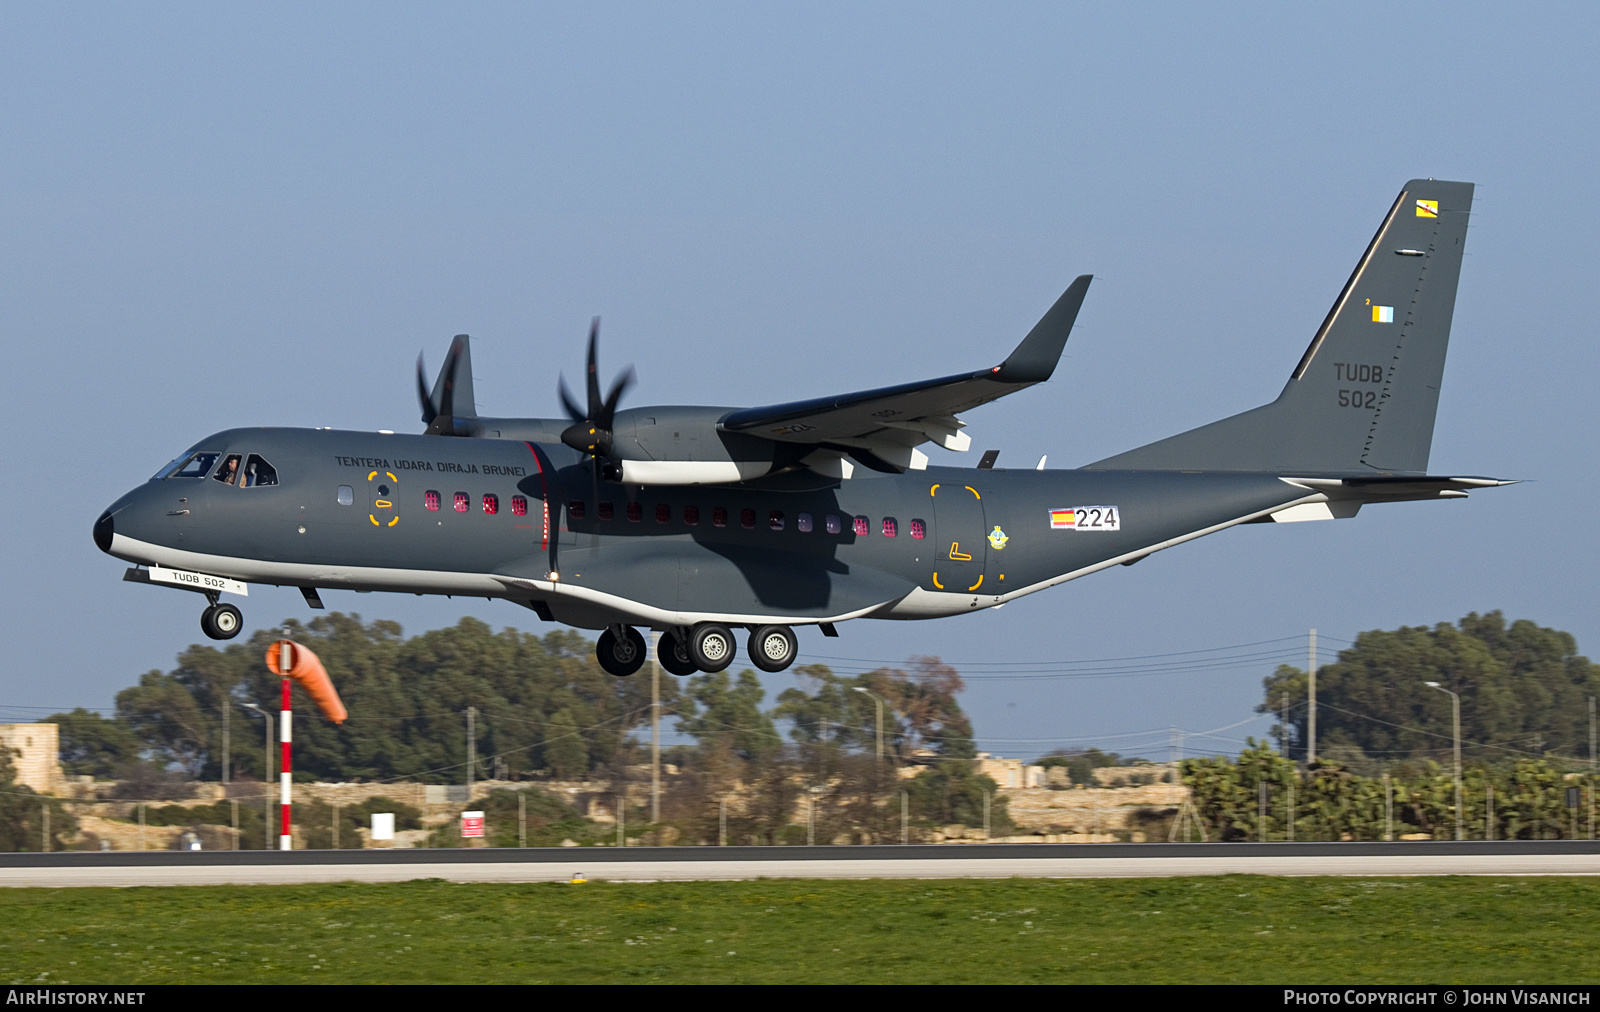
(95, 426, 1320, 630)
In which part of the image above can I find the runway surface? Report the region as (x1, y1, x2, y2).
(3, 841, 1600, 887)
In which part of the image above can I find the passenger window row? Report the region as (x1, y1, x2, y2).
(566, 500, 926, 539)
(420, 491, 528, 517)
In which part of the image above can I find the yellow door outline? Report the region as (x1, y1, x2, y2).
(369, 470, 399, 528)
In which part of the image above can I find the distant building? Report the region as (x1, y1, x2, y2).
(0, 724, 63, 795)
(974, 753, 1045, 789)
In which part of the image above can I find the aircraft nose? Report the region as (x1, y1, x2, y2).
(93, 510, 114, 554)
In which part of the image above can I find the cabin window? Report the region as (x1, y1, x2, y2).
(425, 490, 440, 511)
(482, 494, 499, 515)
(454, 493, 469, 513)
(598, 501, 614, 521)
(655, 503, 671, 524)
(769, 510, 785, 531)
(684, 505, 700, 526)
(241, 454, 278, 487)
(169, 452, 219, 479)
(338, 485, 354, 506)
(853, 517, 870, 536)
(569, 500, 586, 520)
(213, 454, 242, 485)
(712, 507, 727, 528)
(825, 514, 841, 535)
(627, 502, 642, 523)
(909, 518, 926, 539)
(882, 517, 898, 537)
(740, 508, 756, 530)
(511, 496, 526, 516)
(797, 512, 813, 533)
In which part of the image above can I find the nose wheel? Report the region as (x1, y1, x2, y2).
(201, 603, 243, 640)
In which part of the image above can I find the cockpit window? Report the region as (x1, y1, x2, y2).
(168, 452, 219, 479)
(213, 454, 242, 485)
(240, 454, 278, 488)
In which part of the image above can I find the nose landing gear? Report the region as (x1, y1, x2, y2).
(201, 601, 243, 640)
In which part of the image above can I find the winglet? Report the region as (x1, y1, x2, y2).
(993, 275, 1093, 383)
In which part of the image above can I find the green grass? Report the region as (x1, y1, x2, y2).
(3, 876, 1598, 984)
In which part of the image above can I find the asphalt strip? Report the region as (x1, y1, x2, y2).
(5, 849, 1600, 887)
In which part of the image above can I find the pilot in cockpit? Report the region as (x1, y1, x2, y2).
(213, 454, 240, 485)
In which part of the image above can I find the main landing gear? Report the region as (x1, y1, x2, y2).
(201, 601, 243, 641)
(596, 624, 648, 677)
(596, 622, 802, 676)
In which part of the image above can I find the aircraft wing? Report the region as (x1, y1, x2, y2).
(718, 276, 1091, 470)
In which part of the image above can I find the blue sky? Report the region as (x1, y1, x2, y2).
(3, 3, 1594, 760)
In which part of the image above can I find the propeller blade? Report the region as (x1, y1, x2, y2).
(557, 376, 586, 425)
(585, 318, 603, 419)
(436, 339, 460, 421)
(416, 352, 437, 425)
(597, 366, 635, 430)
(555, 316, 632, 461)
(423, 340, 464, 436)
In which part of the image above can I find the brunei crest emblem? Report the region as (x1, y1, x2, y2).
(987, 526, 1008, 551)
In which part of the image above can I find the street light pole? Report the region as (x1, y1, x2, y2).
(241, 703, 274, 850)
(1425, 681, 1464, 841)
(854, 686, 890, 843)
(852, 687, 885, 764)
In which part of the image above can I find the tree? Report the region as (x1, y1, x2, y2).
(774, 657, 975, 762)
(46, 708, 140, 778)
(904, 760, 1011, 835)
(677, 668, 779, 760)
(99, 613, 678, 783)
(1037, 747, 1126, 785)
(0, 747, 75, 851)
(1258, 612, 1600, 766)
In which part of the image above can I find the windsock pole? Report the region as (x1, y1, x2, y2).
(279, 642, 293, 851)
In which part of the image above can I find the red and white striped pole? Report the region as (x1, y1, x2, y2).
(279, 641, 293, 851)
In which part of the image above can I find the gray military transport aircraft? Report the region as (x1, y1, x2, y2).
(95, 179, 1509, 677)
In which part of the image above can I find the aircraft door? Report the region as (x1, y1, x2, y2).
(930, 482, 988, 594)
(366, 469, 399, 528)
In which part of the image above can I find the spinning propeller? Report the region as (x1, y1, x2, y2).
(558, 318, 634, 476)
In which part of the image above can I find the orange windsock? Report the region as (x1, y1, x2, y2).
(265, 640, 348, 725)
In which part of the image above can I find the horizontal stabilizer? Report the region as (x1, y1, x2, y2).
(1285, 474, 1518, 502)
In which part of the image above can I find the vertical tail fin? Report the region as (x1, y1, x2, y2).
(420, 333, 478, 436)
(1089, 179, 1474, 474)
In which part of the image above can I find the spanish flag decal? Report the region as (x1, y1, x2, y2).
(1416, 199, 1438, 218)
